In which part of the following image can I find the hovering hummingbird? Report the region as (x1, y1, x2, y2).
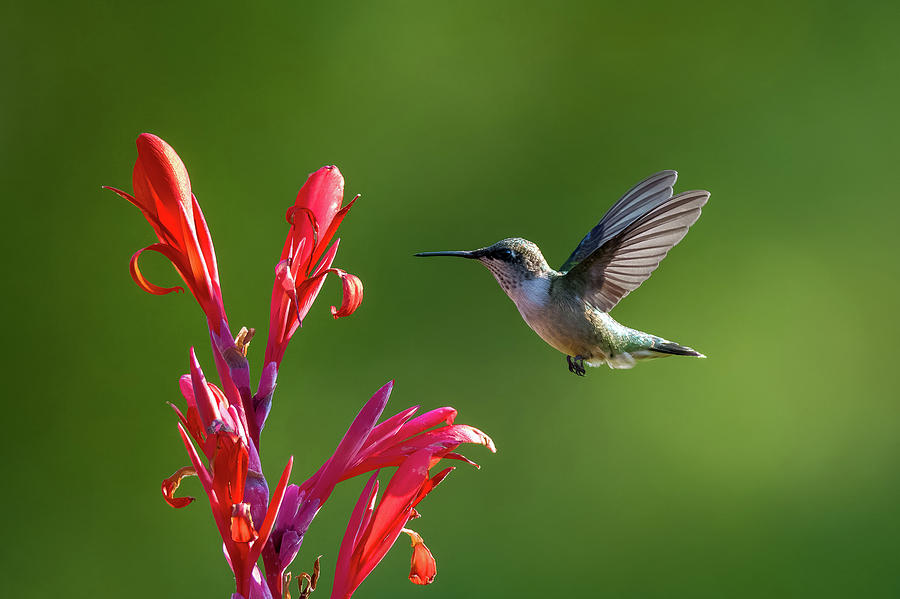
(416, 170, 709, 376)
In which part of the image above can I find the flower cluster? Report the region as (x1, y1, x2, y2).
(108, 134, 494, 599)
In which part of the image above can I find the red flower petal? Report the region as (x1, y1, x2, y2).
(333, 474, 380, 599)
(248, 456, 294, 565)
(310, 193, 358, 269)
(357, 449, 433, 565)
(133, 133, 194, 236)
(231, 503, 257, 543)
(394, 407, 457, 440)
(359, 406, 420, 457)
(330, 270, 363, 319)
(129, 243, 187, 296)
(211, 432, 249, 505)
(161, 466, 197, 508)
(403, 529, 437, 585)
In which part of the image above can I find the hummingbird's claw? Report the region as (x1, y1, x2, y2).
(567, 355, 586, 377)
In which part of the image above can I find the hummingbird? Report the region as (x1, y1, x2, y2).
(415, 170, 709, 376)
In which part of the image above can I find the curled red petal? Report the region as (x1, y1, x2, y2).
(162, 466, 197, 508)
(129, 243, 187, 296)
(403, 529, 437, 585)
(443, 451, 481, 469)
(330, 270, 363, 319)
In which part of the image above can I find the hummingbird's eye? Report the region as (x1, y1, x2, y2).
(496, 248, 516, 261)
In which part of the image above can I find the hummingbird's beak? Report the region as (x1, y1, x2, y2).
(414, 250, 479, 259)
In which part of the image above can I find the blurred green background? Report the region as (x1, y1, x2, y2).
(4, 1, 900, 597)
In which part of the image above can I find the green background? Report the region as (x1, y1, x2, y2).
(4, 1, 900, 597)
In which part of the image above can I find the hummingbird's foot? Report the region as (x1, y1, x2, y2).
(567, 355, 586, 377)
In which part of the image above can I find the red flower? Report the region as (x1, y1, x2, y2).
(105, 134, 226, 332)
(264, 166, 362, 367)
(288, 383, 494, 539)
(108, 136, 496, 599)
(264, 382, 494, 596)
(165, 349, 294, 599)
(331, 449, 454, 599)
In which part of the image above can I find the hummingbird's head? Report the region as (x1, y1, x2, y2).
(416, 237, 551, 293)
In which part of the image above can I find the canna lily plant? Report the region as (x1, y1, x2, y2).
(107, 133, 495, 599)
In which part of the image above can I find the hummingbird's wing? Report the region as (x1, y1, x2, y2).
(562, 189, 709, 312)
(559, 171, 679, 273)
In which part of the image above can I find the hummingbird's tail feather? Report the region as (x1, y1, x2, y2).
(604, 340, 704, 369)
(651, 340, 706, 358)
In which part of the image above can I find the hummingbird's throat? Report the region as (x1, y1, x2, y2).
(482, 261, 550, 312)
(482, 261, 518, 291)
